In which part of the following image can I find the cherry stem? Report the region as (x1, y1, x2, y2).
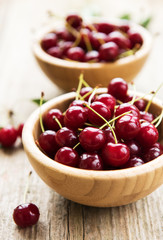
(76, 74, 83, 100)
(23, 171, 32, 203)
(72, 34, 81, 47)
(130, 82, 137, 105)
(39, 92, 45, 133)
(84, 103, 118, 144)
(65, 22, 79, 38)
(53, 116, 62, 129)
(73, 142, 80, 149)
(88, 86, 99, 105)
(145, 83, 163, 112)
(115, 100, 123, 106)
(152, 109, 163, 128)
(83, 34, 92, 52)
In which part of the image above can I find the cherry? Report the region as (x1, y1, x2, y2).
(136, 121, 159, 148)
(128, 30, 143, 48)
(96, 93, 116, 114)
(47, 46, 63, 58)
(17, 123, 24, 138)
(143, 146, 161, 162)
(115, 114, 141, 140)
(13, 203, 40, 228)
(80, 87, 94, 101)
(87, 101, 111, 125)
(56, 28, 75, 41)
(79, 127, 106, 152)
(90, 31, 107, 50)
(104, 127, 115, 143)
(64, 106, 87, 129)
(84, 50, 99, 62)
(79, 153, 103, 170)
(115, 103, 140, 119)
(140, 111, 154, 122)
(118, 23, 130, 33)
(56, 127, 78, 147)
(66, 14, 83, 28)
(125, 140, 141, 157)
(99, 42, 119, 61)
(66, 47, 85, 61)
(0, 126, 18, 147)
(78, 28, 91, 50)
(108, 78, 128, 101)
(122, 156, 144, 168)
(134, 98, 146, 111)
(41, 32, 57, 51)
(59, 41, 73, 56)
(55, 147, 79, 167)
(102, 142, 130, 167)
(107, 31, 131, 49)
(95, 22, 116, 34)
(43, 109, 64, 131)
(39, 130, 59, 157)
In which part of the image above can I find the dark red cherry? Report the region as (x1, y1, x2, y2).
(115, 114, 141, 140)
(66, 47, 85, 62)
(96, 93, 116, 114)
(59, 41, 73, 56)
(55, 147, 79, 167)
(88, 101, 111, 125)
(56, 28, 75, 41)
(140, 111, 154, 123)
(85, 50, 99, 62)
(136, 121, 159, 148)
(102, 142, 130, 167)
(134, 98, 146, 111)
(41, 32, 57, 50)
(108, 77, 128, 101)
(66, 14, 83, 28)
(47, 46, 63, 58)
(79, 153, 103, 170)
(13, 203, 40, 228)
(115, 103, 140, 119)
(80, 87, 94, 101)
(99, 42, 119, 61)
(0, 126, 18, 147)
(104, 127, 115, 143)
(122, 156, 144, 168)
(78, 28, 91, 49)
(69, 100, 88, 115)
(128, 30, 143, 48)
(79, 127, 106, 152)
(90, 31, 107, 50)
(125, 140, 141, 157)
(43, 109, 64, 131)
(107, 31, 131, 49)
(64, 106, 87, 129)
(39, 130, 59, 156)
(56, 127, 78, 147)
(118, 23, 130, 33)
(143, 146, 161, 162)
(95, 22, 116, 34)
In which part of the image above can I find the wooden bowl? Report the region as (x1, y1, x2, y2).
(22, 89, 163, 207)
(33, 20, 152, 91)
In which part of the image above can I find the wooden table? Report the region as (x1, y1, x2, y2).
(0, 0, 163, 239)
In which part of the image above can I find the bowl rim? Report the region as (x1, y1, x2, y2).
(22, 88, 163, 180)
(33, 18, 152, 70)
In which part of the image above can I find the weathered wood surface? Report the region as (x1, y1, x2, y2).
(0, 0, 163, 239)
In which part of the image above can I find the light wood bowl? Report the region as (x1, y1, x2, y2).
(22, 89, 163, 207)
(33, 20, 152, 91)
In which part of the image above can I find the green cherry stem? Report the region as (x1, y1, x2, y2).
(83, 34, 92, 52)
(53, 116, 62, 129)
(145, 83, 163, 112)
(23, 171, 32, 203)
(88, 86, 99, 105)
(39, 92, 45, 133)
(152, 109, 163, 128)
(73, 142, 80, 149)
(76, 74, 84, 100)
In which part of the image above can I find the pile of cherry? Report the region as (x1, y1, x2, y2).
(41, 14, 143, 62)
(38, 77, 163, 170)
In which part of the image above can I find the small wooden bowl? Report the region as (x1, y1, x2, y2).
(33, 20, 152, 91)
(22, 90, 163, 207)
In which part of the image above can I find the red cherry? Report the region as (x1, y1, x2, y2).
(125, 140, 141, 157)
(140, 111, 154, 123)
(79, 153, 103, 170)
(56, 28, 75, 41)
(108, 78, 128, 101)
(79, 127, 106, 152)
(115, 103, 140, 118)
(43, 109, 64, 131)
(122, 156, 144, 168)
(90, 31, 107, 50)
(95, 22, 116, 34)
(66, 47, 85, 62)
(143, 146, 161, 162)
(99, 42, 119, 61)
(41, 32, 57, 50)
(96, 93, 116, 114)
(107, 31, 131, 49)
(55, 147, 79, 167)
(17, 123, 24, 138)
(128, 30, 143, 48)
(66, 14, 83, 28)
(0, 126, 18, 147)
(59, 41, 73, 55)
(102, 142, 130, 167)
(80, 87, 94, 101)
(104, 127, 115, 143)
(85, 50, 99, 62)
(134, 98, 146, 111)
(118, 23, 130, 33)
(13, 203, 40, 228)
(56, 127, 78, 147)
(46, 46, 63, 58)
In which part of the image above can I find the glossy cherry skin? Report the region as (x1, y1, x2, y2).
(39, 130, 59, 157)
(59, 41, 73, 56)
(0, 126, 18, 147)
(99, 42, 119, 61)
(122, 156, 144, 169)
(79, 127, 106, 152)
(115, 114, 141, 140)
(41, 32, 57, 50)
(47, 46, 63, 58)
(90, 31, 107, 50)
(107, 31, 130, 49)
(104, 127, 115, 143)
(84, 50, 99, 62)
(128, 30, 143, 48)
(143, 146, 161, 163)
(136, 121, 159, 148)
(80, 87, 94, 101)
(115, 103, 140, 119)
(108, 77, 128, 101)
(118, 23, 130, 33)
(88, 101, 111, 125)
(95, 22, 116, 34)
(79, 153, 103, 170)
(56, 28, 75, 41)
(96, 93, 116, 114)
(66, 47, 85, 62)
(64, 106, 87, 129)
(43, 109, 64, 131)
(56, 127, 78, 148)
(125, 140, 141, 157)
(13, 203, 40, 228)
(69, 100, 88, 115)
(134, 98, 146, 111)
(66, 14, 83, 28)
(140, 111, 154, 123)
(55, 147, 79, 167)
(102, 142, 130, 167)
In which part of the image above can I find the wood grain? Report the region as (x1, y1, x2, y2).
(0, 0, 163, 239)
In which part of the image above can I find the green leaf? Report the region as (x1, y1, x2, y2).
(140, 17, 152, 28)
(120, 14, 131, 20)
(31, 98, 47, 105)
